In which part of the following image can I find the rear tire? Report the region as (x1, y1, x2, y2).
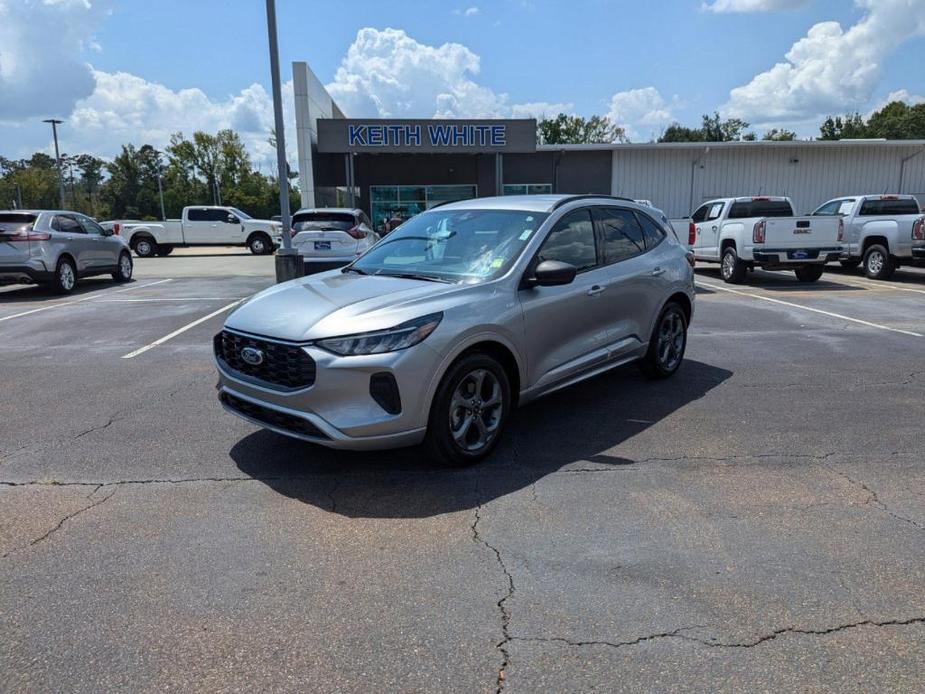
(424, 353, 511, 467)
(248, 233, 272, 255)
(839, 260, 861, 270)
(112, 251, 133, 282)
(52, 257, 77, 294)
(132, 237, 156, 258)
(794, 265, 825, 282)
(720, 246, 747, 284)
(863, 244, 895, 280)
(639, 302, 688, 379)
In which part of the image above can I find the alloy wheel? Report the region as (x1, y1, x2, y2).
(449, 369, 504, 452)
(657, 310, 685, 371)
(137, 240, 152, 256)
(59, 263, 75, 291)
(722, 252, 735, 280)
(120, 254, 133, 278)
(867, 251, 884, 275)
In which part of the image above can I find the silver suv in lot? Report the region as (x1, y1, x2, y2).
(215, 195, 695, 465)
(0, 210, 133, 293)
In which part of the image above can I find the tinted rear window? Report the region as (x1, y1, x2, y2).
(859, 199, 921, 216)
(728, 200, 794, 219)
(0, 213, 37, 232)
(292, 212, 356, 232)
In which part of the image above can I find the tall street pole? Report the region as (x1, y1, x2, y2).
(43, 119, 66, 209)
(156, 154, 167, 221)
(265, 0, 302, 282)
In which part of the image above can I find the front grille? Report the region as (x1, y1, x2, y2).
(220, 392, 328, 439)
(214, 330, 316, 390)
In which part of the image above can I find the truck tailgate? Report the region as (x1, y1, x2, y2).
(759, 216, 842, 254)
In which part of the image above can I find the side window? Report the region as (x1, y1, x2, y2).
(636, 212, 666, 250)
(691, 205, 709, 223)
(187, 208, 209, 222)
(77, 215, 104, 235)
(537, 209, 597, 272)
(596, 207, 645, 264)
(209, 209, 231, 222)
(706, 203, 724, 221)
(812, 200, 842, 216)
(54, 215, 84, 233)
(360, 213, 373, 228)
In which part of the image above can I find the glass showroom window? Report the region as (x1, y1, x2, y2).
(370, 185, 476, 234)
(503, 184, 553, 196)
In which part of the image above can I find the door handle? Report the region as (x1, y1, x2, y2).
(586, 285, 607, 296)
(650, 267, 666, 276)
(711, 226, 718, 232)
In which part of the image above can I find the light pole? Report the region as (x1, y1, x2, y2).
(155, 152, 167, 221)
(43, 119, 66, 209)
(265, 0, 301, 282)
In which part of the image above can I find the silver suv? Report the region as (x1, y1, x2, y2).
(0, 210, 133, 293)
(215, 195, 695, 465)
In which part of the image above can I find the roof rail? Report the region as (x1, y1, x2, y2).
(550, 194, 636, 211)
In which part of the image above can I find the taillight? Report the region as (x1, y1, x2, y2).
(753, 220, 766, 244)
(113, 223, 121, 235)
(913, 217, 925, 241)
(346, 226, 365, 240)
(688, 221, 696, 246)
(881, 195, 899, 200)
(752, 196, 770, 201)
(6, 230, 51, 242)
(837, 218, 845, 242)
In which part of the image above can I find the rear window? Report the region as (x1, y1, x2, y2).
(0, 213, 37, 232)
(292, 212, 356, 232)
(859, 198, 921, 216)
(728, 200, 794, 219)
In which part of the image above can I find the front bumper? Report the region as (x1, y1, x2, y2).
(215, 332, 440, 450)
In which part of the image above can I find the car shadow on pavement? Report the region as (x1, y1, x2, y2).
(230, 359, 732, 518)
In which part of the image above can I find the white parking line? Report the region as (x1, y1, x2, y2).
(0, 279, 173, 323)
(696, 280, 924, 338)
(121, 300, 242, 359)
(98, 297, 243, 303)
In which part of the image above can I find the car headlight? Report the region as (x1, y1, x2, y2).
(317, 313, 443, 356)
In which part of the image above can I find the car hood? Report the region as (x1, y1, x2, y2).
(225, 271, 467, 342)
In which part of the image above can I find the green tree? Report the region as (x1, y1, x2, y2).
(818, 113, 868, 140)
(763, 128, 796, 141)
(537, 114, 626, 144)
(658, 112, 752, 142)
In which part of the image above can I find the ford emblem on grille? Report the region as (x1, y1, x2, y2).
(240, 346, 265, 366)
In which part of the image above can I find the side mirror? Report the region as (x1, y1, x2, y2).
(227, 215, 239, 224)
(531, 259, 577, 287)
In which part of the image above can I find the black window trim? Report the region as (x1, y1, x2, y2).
(523, 206, 601, 284)
(53, 213, 86, 234)
(592, 205, 649, 267)
(634, 210, 668, 251)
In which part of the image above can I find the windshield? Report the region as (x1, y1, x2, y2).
(293, 212, 355, 232)
(229, 208, 252, 220)
(351, 208, 548, 283)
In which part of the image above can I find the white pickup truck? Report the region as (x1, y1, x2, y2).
(684, 196, 844, 283)
(113, 206, 283, 257)
(810, 195, 925, 280)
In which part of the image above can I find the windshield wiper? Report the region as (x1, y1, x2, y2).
(378, 271, 454, 284)
(341, 266, 368, 275)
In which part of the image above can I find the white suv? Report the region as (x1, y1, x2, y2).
(290, 208, 379, 268)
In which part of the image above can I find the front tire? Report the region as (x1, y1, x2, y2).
(248, 233, 272, 255)
(639, 302, 688, 379)
(721, 246, 747, 284)
(424, 353, 511, 467)
(132, 237, 156, 258)
(112, 252, 133, 282)
(863, 244, 895, 280)
(52, 257, 77, 294)
(794, 265, 825, 282)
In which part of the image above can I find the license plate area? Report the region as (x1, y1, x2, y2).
(314, 241, 332, 250)
(787, 249, 818, 260)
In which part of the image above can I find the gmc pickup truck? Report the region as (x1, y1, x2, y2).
(684, 196, 843, 283)
(810, 195, 925, 279)
(112, 206, 283, 257)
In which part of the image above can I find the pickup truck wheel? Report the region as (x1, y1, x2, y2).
(248, 233, 272, 255)
(155, 246, 173, 256)
(132, 237, 156, 258)
(720, 247, 747, 284)
(639, 302, 688, 379)
(794, 265, 825, 282)
(863, 244, 895, 280)
(839, 260, 861, 270)
(112, 252, 133, 282)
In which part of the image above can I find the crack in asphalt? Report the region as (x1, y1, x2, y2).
(514, 617, 925, 651)
(471, 504, 514, 693)
(2, 487, 117, 559)
(823, 464, 924, 533)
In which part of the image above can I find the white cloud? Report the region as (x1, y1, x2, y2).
(325, 27, 557, 120)
(453, 6, 480, 16)
(607, 87, 676, 141)
(0, 0, 110, 121)
(868, 89, 925, 116)
(703, 0, 809, 12)
(723, 0, 925, 125)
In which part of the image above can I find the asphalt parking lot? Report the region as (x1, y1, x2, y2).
(2, 250, 925, 692)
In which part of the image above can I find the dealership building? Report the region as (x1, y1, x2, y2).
(293, 62, 925, 232)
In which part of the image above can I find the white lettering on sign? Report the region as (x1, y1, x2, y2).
(347, 124, 507, 148)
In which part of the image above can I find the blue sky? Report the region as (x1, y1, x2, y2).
(2, 0, 924, 163)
